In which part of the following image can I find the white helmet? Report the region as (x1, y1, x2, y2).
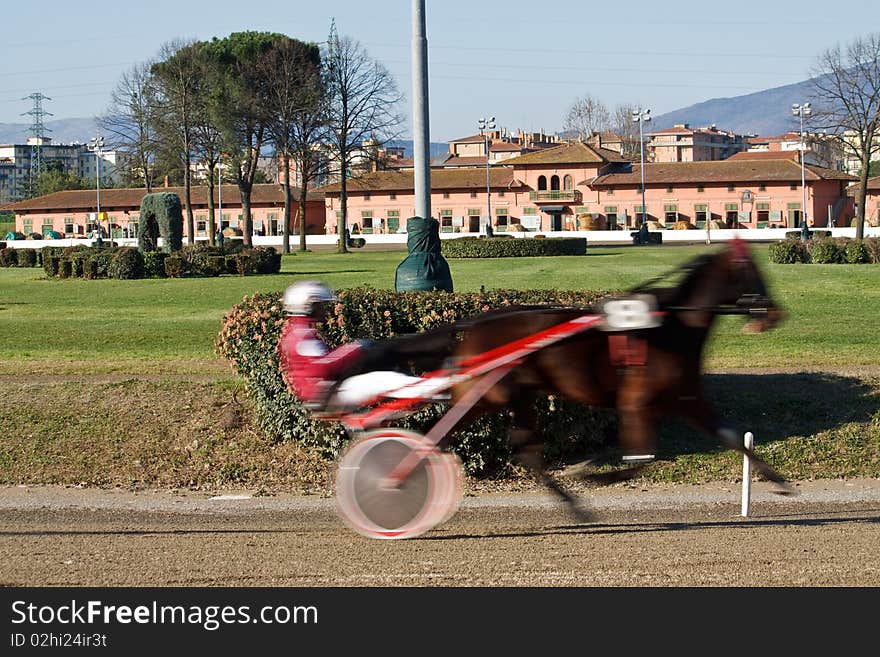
(282, 280, 337, 316)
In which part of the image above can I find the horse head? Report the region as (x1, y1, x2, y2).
(722, 238, 784, 334)
(659, 238, 783, 333)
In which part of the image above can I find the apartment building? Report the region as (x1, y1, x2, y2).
(647, 124, 748, 163)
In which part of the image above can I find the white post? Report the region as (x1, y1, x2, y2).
(741, 431, 754, 517)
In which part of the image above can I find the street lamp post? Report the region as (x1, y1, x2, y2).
(792, 102, 812, 241)
(478, 116, 495, 235)
(632, 108, 651, 240)
(87, 135, 106, 241)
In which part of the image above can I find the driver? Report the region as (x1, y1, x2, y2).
(278, 280, 452, 411)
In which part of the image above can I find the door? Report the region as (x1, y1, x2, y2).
(551, 214, 563, 231)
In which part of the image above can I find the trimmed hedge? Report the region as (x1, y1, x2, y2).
(0, 248, 19, 267)
(769, 237, 880, 264)
(216, 286, 616, 475)
(441, 236, 587, 258)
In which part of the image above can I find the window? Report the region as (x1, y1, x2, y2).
(389, 193, 396, 200)
(470, 190, 477, 198)
(664, 204, 678, 223)
(364, 193, 371, 201)
(697, 185, 705, 193)
(666, 185, 674, 193)
(758, 183, 766, 192)
(42, 221, 54, 235)
(64, 220, 74, 234)
(387, 209, 400, 232)
(196, 220, 207, 234)
(727, 184, 735, 192)
(523, 207, 537, 215)
(605, 205, 619, 227)
(442, 191, 450, 199)
(537, 175, 547, 191)
(790, 183, 797, 190)
(467, 208, 481, 216)
(756, 202, 770, 223)
(563, 175, 573, 190)
(607, 187, 614, 195)
(694, 204, 708, 223)
(550, 175, 560, 191)
(497, 190, 505, 197)
(23, 219, 32, 232)
(495, 208, 509, 231)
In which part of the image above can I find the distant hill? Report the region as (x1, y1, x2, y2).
(0, 118, 100, 145)
(651, 78, 817, 136)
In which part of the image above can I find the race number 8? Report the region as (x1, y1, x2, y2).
(602, 298, 654, 330)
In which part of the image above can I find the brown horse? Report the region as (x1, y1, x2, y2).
(446, 240, 789, 518)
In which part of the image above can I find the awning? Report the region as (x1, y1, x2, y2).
(540, 205, 568, 213)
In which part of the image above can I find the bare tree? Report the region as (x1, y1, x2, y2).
(611, 103, 643, 160)
(190, 51, 225, 246)
(260, 37, 323, 254)
(151, 39, 201, 244)
(97, 62, 158, 191)
(563, 94, 611, 142)
(323, 22, 404, 253)
(810, 32, 880, 239)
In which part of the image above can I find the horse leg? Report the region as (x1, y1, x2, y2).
(677, 395, 793, 495)
(509, 395, 593, 523)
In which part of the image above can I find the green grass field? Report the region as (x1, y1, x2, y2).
(1, 243, 878, 374)
(1, 242, 879, 489)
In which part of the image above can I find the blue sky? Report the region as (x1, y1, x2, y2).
(3, 0, 878, 141)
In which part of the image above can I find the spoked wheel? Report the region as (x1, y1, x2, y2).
(335, 429, 464, 539)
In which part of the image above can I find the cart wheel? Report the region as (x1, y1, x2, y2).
(335, 429, 456, 539)
(435, 451, 465, 526)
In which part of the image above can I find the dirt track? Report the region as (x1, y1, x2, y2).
(2, 480, 879, 587)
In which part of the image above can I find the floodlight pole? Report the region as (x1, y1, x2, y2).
(632, 108, 651, 239)
(88, 135, 106, 240)
(792, 102, 812, 241)
(412, 0, 432, 221)
(478, 116, 495, 235)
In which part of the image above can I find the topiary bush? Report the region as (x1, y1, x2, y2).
(768, 239, 808, 263)
(251, 246, 281, 274)
(864, 237, 880, 264)
(143, 251, 169, 278)
(0, 248, 18, 267)
(16, 248, 37, 267)
(441, 236, 587, 258)
(844, 240, 870, 264)
(216, 286, 616, 474)
(164, 255, 186, 278)
(233, 251, 256, 276)
(807, 238, 844, 264)
(109, 248, 145, 279)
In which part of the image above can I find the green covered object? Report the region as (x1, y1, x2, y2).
(394, 216, 454, 292)
(44, 230, 63, 240)
(137, 192, 183, 253)
(4, 231, 25, 241)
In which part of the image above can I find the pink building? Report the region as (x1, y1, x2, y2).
(5, 184, 325, 239)
(317, 143, 857, 233)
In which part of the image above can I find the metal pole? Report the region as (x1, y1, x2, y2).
(218, 165, 223, 239)
(485, 132, 491, 235)
(801, 112, 807, 228)
(741, 431, 754, 517)
(411, 0, 432, 220)
(639, 119, 646, 229)
(96, 149, 102, 237)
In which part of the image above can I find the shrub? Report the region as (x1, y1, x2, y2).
(82, 256, 100, 279)
(768, 239, 808, 264)
(808, 238, 844, 264)
(441, 236, 586, 258)
(109, 248, 145, 279)
(0, 248, 18, 267)
(198, 255, 225, 277)
(57, 258, 72, 278)
(673, 220, 693, 230)
(15, 249, 37, 267)
(142, 251, 169, 278)
(164, 255, 187, 278)
(233, 251, 256, 276)
(864, 237, 880, 264)
(43, 254, 60, 277)
(216, 286, 615, 472)
(844, 241, 870, 264)
(251, 246, 281, 274)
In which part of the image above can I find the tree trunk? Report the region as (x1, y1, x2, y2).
(282, 152, 291, 254)
(298, 165, 309, 253)
(239, 177, 253, 247)
(337, 154, 349, 254)
(183, 165, 195, 245)
(207, 163, 216, 246)
(856, 153, 870, 241)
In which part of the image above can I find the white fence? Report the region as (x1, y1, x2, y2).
(4, 226, 879, 250)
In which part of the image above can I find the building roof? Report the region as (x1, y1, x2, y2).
(847, 176, 880, 195)
(4, 184, 323, 213)
(503, 141, 629, 166)
(588, 160, 857, 186)
(440, 156, 489, 168)
(316, 167, 523, 194)
(726, 151, 801, 162)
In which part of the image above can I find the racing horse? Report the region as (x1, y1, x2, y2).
(445, 239, 789, 518)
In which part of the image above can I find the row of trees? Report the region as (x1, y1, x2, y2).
(99, 23, 403, 253)
(562, 32, 880, 240)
